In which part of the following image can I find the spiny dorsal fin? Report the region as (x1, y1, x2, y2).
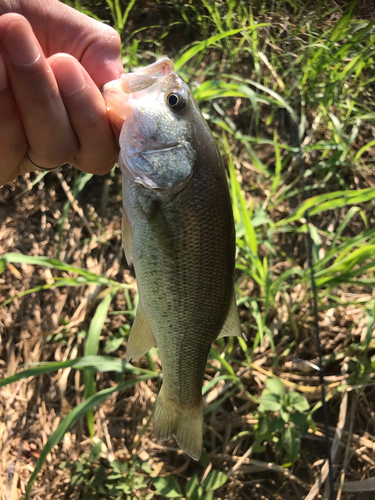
(217, 290, 242, 339)
(126, 303, 155, 362)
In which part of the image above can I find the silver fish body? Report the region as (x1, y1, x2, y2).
(103, 58, 241, 460)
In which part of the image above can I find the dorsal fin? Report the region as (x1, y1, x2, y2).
(217, 290, 242, 338)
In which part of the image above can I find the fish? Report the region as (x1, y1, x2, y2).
(102, 57, 241, 461)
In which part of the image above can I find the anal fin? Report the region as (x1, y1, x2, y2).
(126, 303, 155, 362)
(217, 290, 242, 339)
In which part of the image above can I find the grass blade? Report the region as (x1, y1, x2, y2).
(174, 27, 269, 71)
(0, 253, 129, 288)
(84, 290, 117, 436)
(0, 355, 157, 388)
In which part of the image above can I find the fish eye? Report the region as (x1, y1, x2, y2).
(166, 92, 186, 111)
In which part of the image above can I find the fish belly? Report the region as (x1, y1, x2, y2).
(124, 163, 235, 459)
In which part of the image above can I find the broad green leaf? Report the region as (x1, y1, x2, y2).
(89, 440, 103, 462)
(203, 470, 228, 491)
(290, 412, 309, 433)
(288, 392, 309, 412)
(281, 427, 301, 462)
(185, 473, 200, 500)
(151, 476, 183, 498)
(104, 335, 126, 354)
(280, 409, 291, 423)
(265, 377, 285, 397)
(258, 392, 282, 412)
(201, 493, 216, 500)
(252, 443, 266, 453)
(104, 324, 130, 354)
(256, 415, 272, 440)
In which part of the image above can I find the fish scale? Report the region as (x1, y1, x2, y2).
(103, 57, 241, 460)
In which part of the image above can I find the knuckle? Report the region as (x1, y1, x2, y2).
(23, 63, 62, 108)
(98, 24, 121, 50)
(75, 152, 117, 175)
(30, 84, 60, 108)
(42, 142, 79, 167)
(80, 105, 107, 132)
(0, 96, 18, 123)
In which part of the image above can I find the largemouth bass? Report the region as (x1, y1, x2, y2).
(103, 58, 241, 460)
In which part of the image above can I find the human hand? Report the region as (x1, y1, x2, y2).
(0, 0, 124, 186)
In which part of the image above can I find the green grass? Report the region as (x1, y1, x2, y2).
(1, 1, 375, 499)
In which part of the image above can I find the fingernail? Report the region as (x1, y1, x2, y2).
(0, 54, 8, 90)
(53, 58, 87, 97)
(2, 19, 40, 66)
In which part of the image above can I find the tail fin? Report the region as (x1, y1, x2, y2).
(153, 384, 203, 461)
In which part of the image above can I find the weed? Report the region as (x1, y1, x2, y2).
(61, 441, 154, 499)
(151, 469, 227, 500)
(254, 377, 311, 464)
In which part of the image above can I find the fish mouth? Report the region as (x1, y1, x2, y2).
(103, 58, 180, 159)
(120, 56, 175, 93)
(102, 58, 182, 120)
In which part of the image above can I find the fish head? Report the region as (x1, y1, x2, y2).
(103, 57, 199, 194)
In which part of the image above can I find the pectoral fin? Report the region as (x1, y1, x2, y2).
(126, 303, 155, 362)
(217, 291, 242, 338)
(122, 209, 133, 266)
